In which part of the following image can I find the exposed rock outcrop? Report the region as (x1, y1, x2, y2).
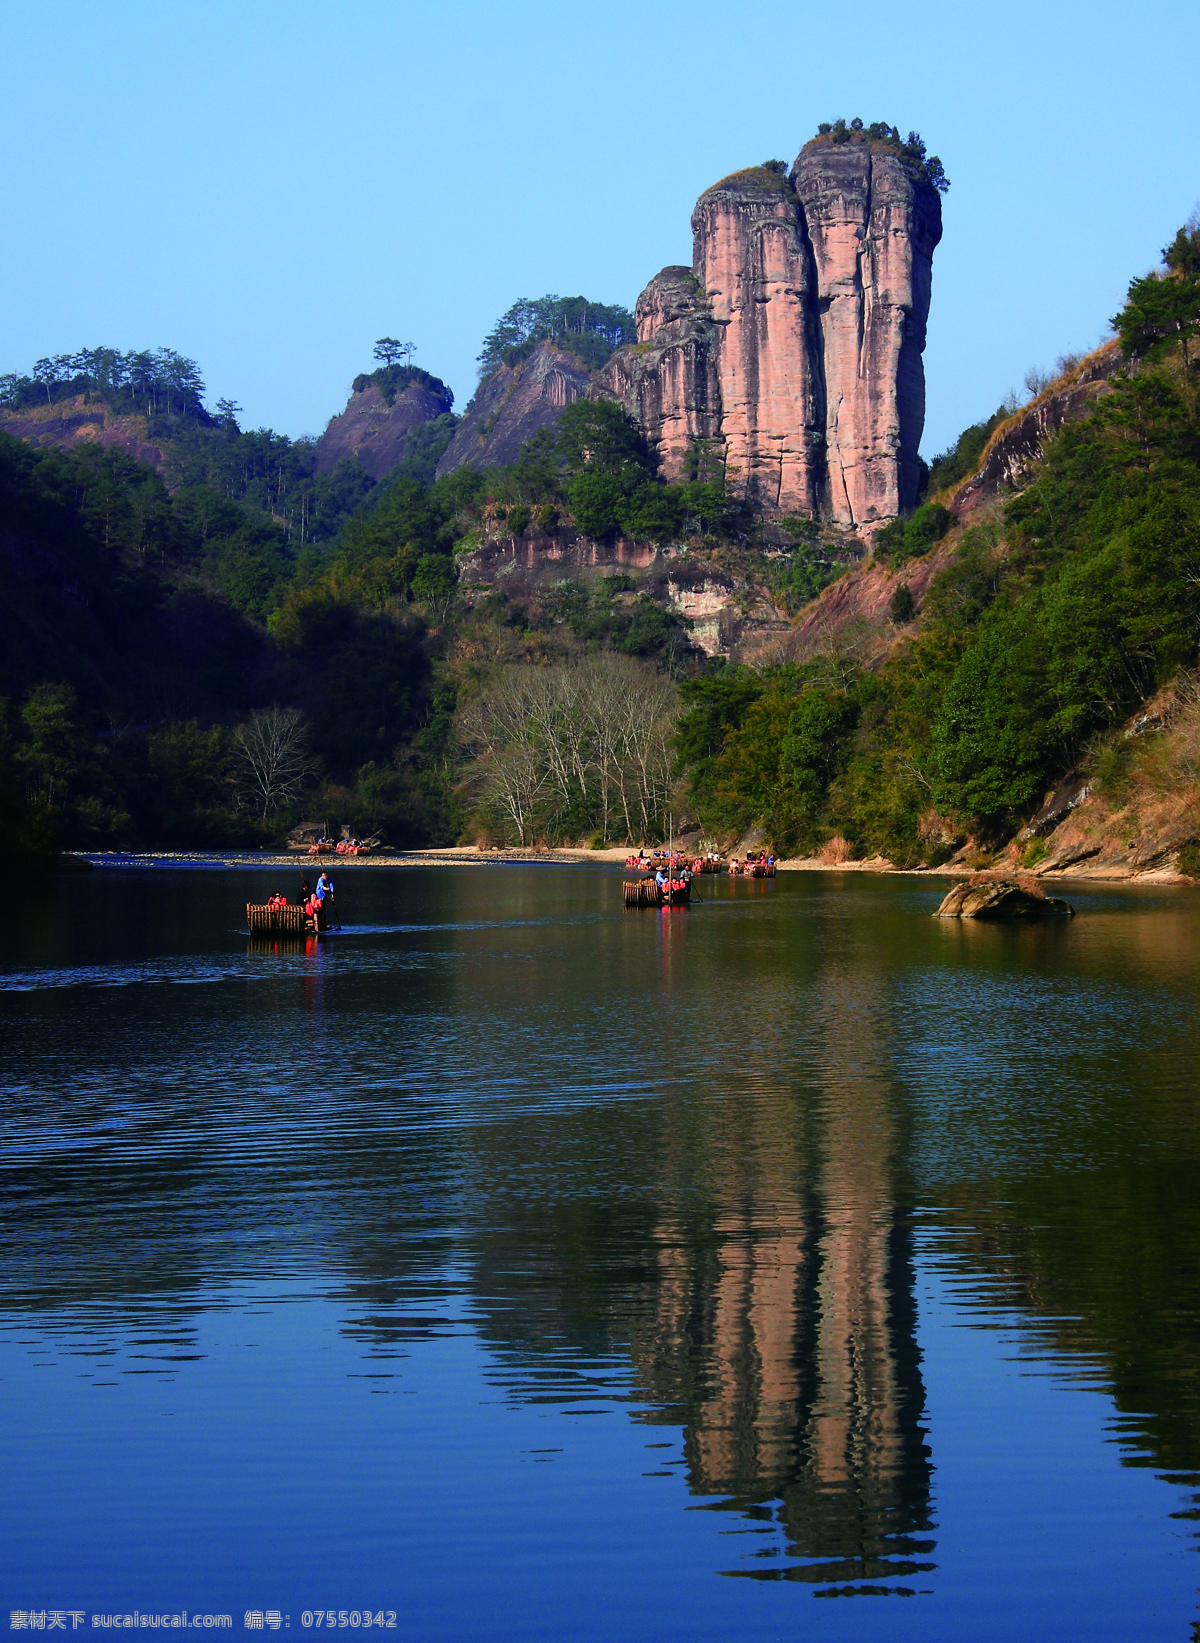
(0, 396, 173, 473)
(952, 341, 1122, 517)
(314, 375, 454, 481)
(437, 342, 591, 477)
(593, 134, 943, 531)
(1018, 772, 1093, 840)
(453, 530, 785, 661)
(795, 139, 941, 527)
(989, 679, 1200, 882)
(595, 268, 723, 485)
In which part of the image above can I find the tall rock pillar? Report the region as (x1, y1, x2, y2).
(594, 131, 942, 533)
(792, 138, 942, 527)
(689, 169, 825, 515)
(592, 266, 723, 482)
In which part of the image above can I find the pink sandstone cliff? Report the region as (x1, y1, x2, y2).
(595, 267, 723, 485)
(794, 138, 941, 527)
(594, 134, 942, 531)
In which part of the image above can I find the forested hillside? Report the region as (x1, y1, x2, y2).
(0, 382, 715, 864)
(4, 223, 1200, 872)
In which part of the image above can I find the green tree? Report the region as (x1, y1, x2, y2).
(620, 480, 684, 544)
(777, 687, 860, 840)
(1115, 269, 1200, 374)
(904, 502, 954, 557)
(373, 338, 414, 369)
(555, 399, 651, 478)
(410, 553, 457, 624)
(568, 468, 635, 539)
(476, 296, 635, 378)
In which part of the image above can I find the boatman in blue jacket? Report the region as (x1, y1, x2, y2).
(315, 870, 336, 925)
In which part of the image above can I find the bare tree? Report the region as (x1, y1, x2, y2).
(456, 656, 680, 845)
(611, 664, 679, 839)
(457, 672, 550, 846)
(234, 705, 317, 820)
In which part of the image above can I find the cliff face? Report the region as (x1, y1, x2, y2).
(794, 141, 941, 526)
(314, 377, 454, 481)
(436, 342, 590, 477)
(596, 268, 723, 482)
(594, 137, 942, 530)
(691, 171, 824, 515)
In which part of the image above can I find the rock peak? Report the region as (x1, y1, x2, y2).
(594, 128, 944, 530)
(314, 369, 453, 481)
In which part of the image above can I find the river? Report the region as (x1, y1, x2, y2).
(3, 863, 1199, 1640)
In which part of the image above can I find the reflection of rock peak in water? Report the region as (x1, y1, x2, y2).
(632, 1199, 932, 1581)
(626, 1050, 932, 1584)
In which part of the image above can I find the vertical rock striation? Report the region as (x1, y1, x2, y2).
(594, 133, 943, 531)
(594, 267, 722, 482)
(690, 167, 824, 516)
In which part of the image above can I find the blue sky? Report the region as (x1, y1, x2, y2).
(3, 0, 1198, 457)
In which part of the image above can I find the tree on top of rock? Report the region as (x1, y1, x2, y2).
(1163, 212, 1200, 277)
(812, 120, 948, 193)
(476, 296, 635, 378)
(374, 338, 415, 369)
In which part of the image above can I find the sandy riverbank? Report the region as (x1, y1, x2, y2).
(75, 845, 1191, 884)
(79, 845, 634, 870)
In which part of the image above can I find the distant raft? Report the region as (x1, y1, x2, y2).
(728, 854, 775, 878)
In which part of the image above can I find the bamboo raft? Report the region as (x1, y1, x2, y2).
(246, 903, 329, 935)
(623, 879, 692, 908)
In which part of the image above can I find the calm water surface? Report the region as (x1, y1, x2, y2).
(4, 864, 1200, 1640)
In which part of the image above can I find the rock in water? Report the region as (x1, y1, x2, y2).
(934, 881, 1074, 920)
(592, 131, 942, 532)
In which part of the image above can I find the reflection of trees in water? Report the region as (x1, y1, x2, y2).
(940, 1158, 1200, 1508)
